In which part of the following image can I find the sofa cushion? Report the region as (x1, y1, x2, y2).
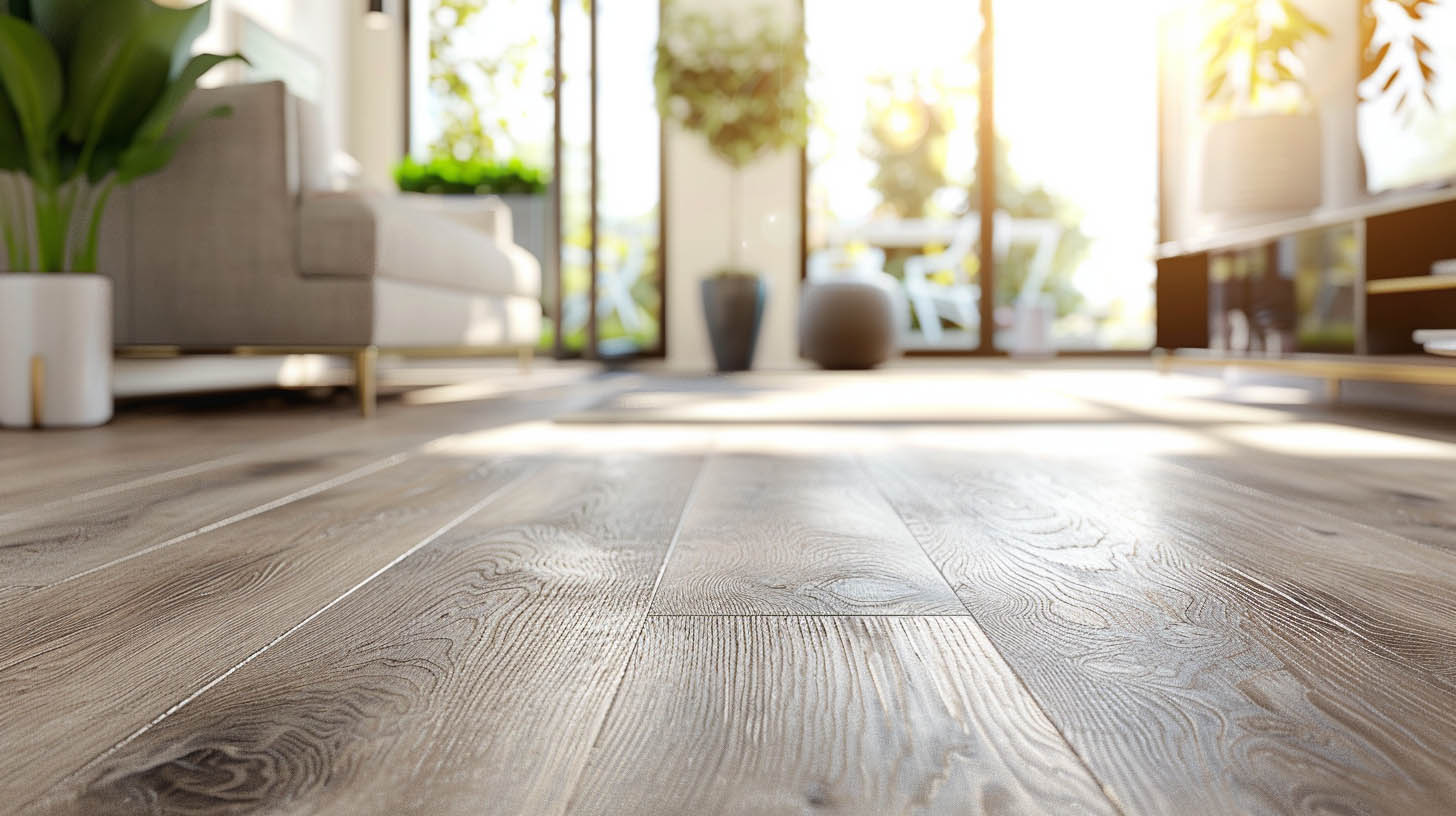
(298, 192, 541, 299)
(372, 279, 542, 347)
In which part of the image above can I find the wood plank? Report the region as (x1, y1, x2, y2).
(869, 450, 1456, 814)
(0, 367, 617, 520)
(29, 453, 702, 816)
(570, 615, 1118, 815)
(651, 453, 964, 615)
(0, 374, 634, 595)
(1170, 449, 1456, 552)
(0, 451, 535, 808)
(0, 408, 350, 515)
(0, 445, 404, 592)
(1099, 457, 1456, 686)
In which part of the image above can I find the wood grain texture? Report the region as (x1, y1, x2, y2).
(1097, 458, 1456, 687)
(651, 453, 964, 615)
(0, 445, 401, 592)
(570, 615, 1118, 816)
(868, 450, 1456, 815)
(1172, 451, 1456, 551)
(0, 409, 351, 516)
(0, 452, 534, 809)
(29, 453, 703, 816)
(0, 374, 629, 596)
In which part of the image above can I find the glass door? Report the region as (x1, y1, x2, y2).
(804, 0, 986, 352)
(409, 0, 664, 359)
(989, 0, 1157, 352)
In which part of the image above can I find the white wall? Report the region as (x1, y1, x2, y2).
(348, 14, 406, 190)
(664, 0, 804, 372)
(189, 0, 401, 191)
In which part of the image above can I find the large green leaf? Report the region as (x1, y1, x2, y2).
(28, 0, 88, 61)
(62, 0, 210, 162)
(117, 103, 231, 183)
(131, 52, 244, 148)
(0, 91, 24, 171)
(0, 14, 62, 179)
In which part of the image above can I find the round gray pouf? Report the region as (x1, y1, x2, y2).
(799, 279, 898, 370)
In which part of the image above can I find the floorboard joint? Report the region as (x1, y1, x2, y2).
(46, 462, 544, 806)
(859, 451, 1130, 816)
(562, 450, 712, 814)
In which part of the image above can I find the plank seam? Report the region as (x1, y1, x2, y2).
(48, 462, 541, 799)
(562, 448, 711, 813)
(858, 451, 1130, 816)
(45, 453, 411, 589)
(646, 612, 979, 618)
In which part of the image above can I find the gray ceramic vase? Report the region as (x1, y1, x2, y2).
(701, 272, 767, 373)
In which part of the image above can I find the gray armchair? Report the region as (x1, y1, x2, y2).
(101, 81, 542, 415)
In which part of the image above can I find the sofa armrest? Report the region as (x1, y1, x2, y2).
(394, 193, 515, 246)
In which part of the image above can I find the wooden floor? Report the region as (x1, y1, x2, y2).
(4, 362, 1456, 815)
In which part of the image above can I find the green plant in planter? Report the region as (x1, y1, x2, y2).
(392, 155, 549, 195)
(655, 3, 808, 275)
(0, 0, 243, 274)
(1202, 0, 1329, 117)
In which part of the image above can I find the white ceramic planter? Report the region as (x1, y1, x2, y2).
(1201, 113, 1323, 217)
(0, 274, 113, 428)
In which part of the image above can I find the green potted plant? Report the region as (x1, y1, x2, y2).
(392, 154, 551, 265)
(1199, 0, 1329, 217)
(655, 4, 808, 372)
(0, 0, 243, 428)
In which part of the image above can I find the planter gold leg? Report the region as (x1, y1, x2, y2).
(30, 355, 44, 429)
(517, 347, 533, 373)
(354, 346, 378, 418)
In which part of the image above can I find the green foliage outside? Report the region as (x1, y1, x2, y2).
(860, 81, 1091, 320)
(0, 0, 244, 273)
(426, 0, 551, 162)
(394, 155, 548, 195)
(863, 80, 950, 220)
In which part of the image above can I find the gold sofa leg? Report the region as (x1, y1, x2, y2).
(518, 347, 533, 373)
(30, 355, 44, 429)
(354, 346, 378, 418)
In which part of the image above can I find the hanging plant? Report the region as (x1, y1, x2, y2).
(654, 3, 808, 270)
(0, 0, 245, 274)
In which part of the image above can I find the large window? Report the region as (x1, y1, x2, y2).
(408, 0, 663, 358)
(805, 0, 984, 351)
(990, 0, 1156, 351)
(805, 0, 1157, 353)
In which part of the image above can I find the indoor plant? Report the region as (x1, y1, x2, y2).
(1200, 0, 1329, 216)
(0, 0, 241, 428)
(393, 154, 551, 267)
(655, 4, 808, 372)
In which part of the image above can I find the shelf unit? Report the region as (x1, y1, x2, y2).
(1366, 275, 1456, 295)
(1155, 194, 1456, 391)
(1156, 349, 1456, 398)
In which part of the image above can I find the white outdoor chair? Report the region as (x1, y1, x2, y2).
(561, 226, 652, 340)
(902, 213, 1061, 345)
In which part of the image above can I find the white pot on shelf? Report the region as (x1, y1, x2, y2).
(1201, 112, 1324, 218)
(0, 274, 113, 429)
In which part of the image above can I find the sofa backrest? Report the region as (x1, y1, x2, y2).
(110, 81, 314, 345)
